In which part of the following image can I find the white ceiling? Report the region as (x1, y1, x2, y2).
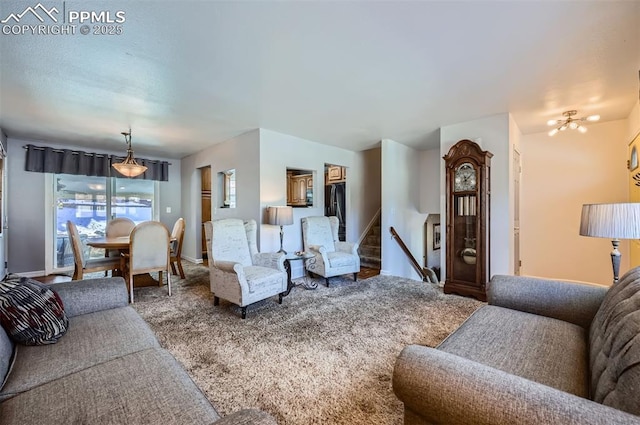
(1, 1, 639, 159)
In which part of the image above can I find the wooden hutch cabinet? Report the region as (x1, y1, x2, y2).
(443, 139, 492, 301)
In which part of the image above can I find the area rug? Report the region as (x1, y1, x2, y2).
(130, 262, 483, 424)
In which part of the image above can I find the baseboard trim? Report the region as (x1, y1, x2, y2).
(11, 270, 46, 278)
(183, 256, 203, 264)
(379, 269, 392, 276)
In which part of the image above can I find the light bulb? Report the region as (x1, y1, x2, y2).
(569, 121, 579, 130)
(548, 128, 559, 136)
(586, 115, 600, 122)
(547, 119, 558, 126)
(577, 125, 588, 133)
(559, 124, 568, 131)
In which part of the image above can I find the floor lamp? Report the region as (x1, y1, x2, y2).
(267, 206, 293, 254)
(579, 203, 640, 284)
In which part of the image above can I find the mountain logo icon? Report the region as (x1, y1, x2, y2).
(1, 3, 59, 24)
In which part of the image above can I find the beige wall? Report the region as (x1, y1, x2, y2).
(628, 100, 640, 142)
(520, 119, 629, 285)
(627, 100, 640, 267)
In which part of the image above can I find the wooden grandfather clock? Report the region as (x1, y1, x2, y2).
(443, 139, 492, 301)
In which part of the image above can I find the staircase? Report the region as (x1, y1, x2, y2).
(358, 214, 381, 270)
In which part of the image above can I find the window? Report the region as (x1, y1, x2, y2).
(219, 169, 236, 208)
(52, 174, 157, 271)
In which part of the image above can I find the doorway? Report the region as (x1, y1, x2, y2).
(513, 148, 521, 275)
(424, 213, 441, 280)
(0, 144, 5, 280)
(324, 164, 347, 241)
(200, 166, 211, 260)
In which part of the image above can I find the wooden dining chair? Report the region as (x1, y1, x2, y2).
(104, 217, 135, 274)
(67, 221, 121, 280)
(106, 217, 135, 239)
(169, 218, 186, 279)
(121, 221, 172, 303)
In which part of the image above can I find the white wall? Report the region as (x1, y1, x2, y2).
(259, 129, 357, 277)
(520, 119, 628, 285)
(509, 114, 522, 273)
(0, 129, 6, 280)
(6, 136, 181, 274)
(420, 148, 441, 270)
(180, 129, 261, 262)
(440, 113, 513, 280)
(419, 148, 441, 214)
(628, 100, 640, 142)
(380, 139, 426, 280)
(180, 128, 366, 277)
(0, 128, 6, 152)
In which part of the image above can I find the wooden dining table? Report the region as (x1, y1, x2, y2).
(86, 236, 176, 287)
(86, 236, 130, 250)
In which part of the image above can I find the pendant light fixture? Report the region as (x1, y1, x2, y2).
(547, 110, 600, 136)
(112, 129, 147, 178)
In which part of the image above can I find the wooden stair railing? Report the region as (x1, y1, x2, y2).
(389, 226, 437, 283)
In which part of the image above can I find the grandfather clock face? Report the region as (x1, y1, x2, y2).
(454, 163, 477, 192)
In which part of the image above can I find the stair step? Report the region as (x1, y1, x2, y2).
(360, 256, 381, 268)
(359, 215, 382, 270)
(363, 235, 380, 245)
(359, 246, 380, 257)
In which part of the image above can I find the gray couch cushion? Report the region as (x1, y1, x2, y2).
(0, 348, 221, 425)
(589, 266, 640, 415)
(51, 277, 129, 318)
(0, 326, 14, 389)
(0, 306, 159, 400)
(438, 305, 589, 397)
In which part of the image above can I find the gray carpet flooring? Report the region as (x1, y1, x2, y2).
(130, 262, 483, 424)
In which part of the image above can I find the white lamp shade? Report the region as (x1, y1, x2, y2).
(267, 206, 293, 226)
(112, 161, 147, 177)
(579, 203, 640, 239)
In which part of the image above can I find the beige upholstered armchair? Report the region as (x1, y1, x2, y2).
(204, 219, 287, 319)
(301, 216, 360, 287)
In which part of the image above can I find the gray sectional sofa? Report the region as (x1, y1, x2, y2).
(393, 267, 640, 424)
(0, 277, 276, 425)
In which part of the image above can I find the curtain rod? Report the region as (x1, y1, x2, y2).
(23, 145, 172, 165)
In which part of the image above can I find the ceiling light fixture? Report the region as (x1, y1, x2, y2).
(112, 129, 147, 178)
(547, 110, 600, 136)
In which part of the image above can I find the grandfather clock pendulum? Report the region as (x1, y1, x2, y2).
(443, 139, 492, 301)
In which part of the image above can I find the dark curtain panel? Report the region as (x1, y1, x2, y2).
(25, 145, 111, 176)
(25, 145, 169, 181)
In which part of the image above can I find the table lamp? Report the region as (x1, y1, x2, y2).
(267, 206, 293, 254)
(579, 203, 640, 283)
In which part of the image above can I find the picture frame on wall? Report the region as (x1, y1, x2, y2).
(433, 223, 441, 250)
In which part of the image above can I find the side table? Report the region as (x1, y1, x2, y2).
(282, 252, 318, 296)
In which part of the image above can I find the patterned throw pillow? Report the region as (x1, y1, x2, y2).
(0, 276, 69, 345)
